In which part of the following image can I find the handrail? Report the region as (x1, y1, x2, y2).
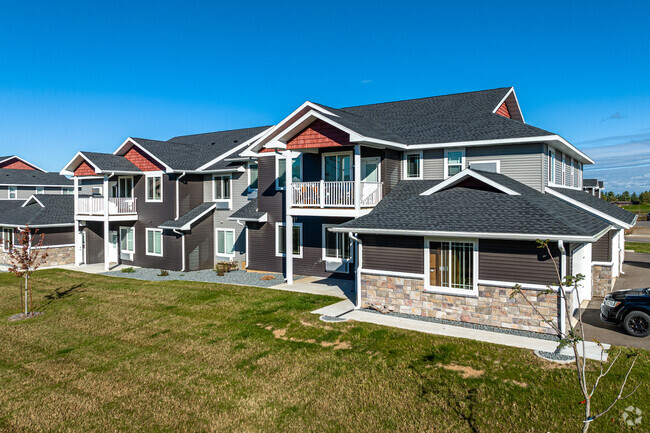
(77, 197, 137, 215)
(291, 181, 382, 208)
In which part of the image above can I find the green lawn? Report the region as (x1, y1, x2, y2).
(623, 204, 650, 215)
(626, 242, 650, 254)
(0, 270, 648, 432)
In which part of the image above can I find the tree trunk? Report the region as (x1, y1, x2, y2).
(24, 275, 28, 315)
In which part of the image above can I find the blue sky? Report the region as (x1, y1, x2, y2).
(0, 1, 648, 192)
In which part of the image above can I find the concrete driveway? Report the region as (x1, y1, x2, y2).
(627, 220, 650, 243)
(577, 252, 650, 351)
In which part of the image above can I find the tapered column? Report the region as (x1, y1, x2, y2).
(73, 177, 81, 265)
(284, 150, 293, 284)
(103, 175, 110, 271)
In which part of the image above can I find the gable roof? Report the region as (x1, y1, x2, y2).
(0, 169, 72, 186)
(159, 202, 216, 231)
(0, 156, 46, 172)
(333, 170, 611, 241)
(228, 198, 267, 222)
(0, 195, 74, 227)
(547, 186, 637, 228)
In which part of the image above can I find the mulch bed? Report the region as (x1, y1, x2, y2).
(8, 312, 44, 322)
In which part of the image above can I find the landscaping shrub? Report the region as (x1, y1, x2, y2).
(121, 267, 135, 274)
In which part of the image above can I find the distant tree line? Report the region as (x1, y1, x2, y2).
(602, 190, 650, 204)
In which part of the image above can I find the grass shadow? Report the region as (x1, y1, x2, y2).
(42, 284, 85, 307)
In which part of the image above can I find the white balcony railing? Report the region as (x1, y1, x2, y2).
(77, 197, 137, 216)
(291, 181, 383, 208)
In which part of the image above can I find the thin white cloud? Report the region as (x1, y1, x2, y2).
(361, 79, 373, 84)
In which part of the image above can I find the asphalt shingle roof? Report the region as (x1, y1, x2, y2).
(229, 198, 266, 221)
(0, 195, 74, 226)
(0, 169, 72, 186)
(549, 186, 637, 226)
(313, 88, 555, 145)
(80, 152, 140, 172)
(159, 202, 215, 230)
(337, 171, 610, 238)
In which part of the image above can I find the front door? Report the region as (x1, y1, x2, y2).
(108, 230, 119, 263)
(79, 231, 87, 264)
(361, 157, 381, 205)
(429, 241, 441, 287)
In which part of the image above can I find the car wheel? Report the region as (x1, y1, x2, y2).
(623, 311, 650, 337)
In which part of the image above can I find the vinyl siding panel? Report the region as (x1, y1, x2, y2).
(40, 227, 74, 247)
(478, 239, 561, 286)
(185, 212, 214, 270)
(84, 221, 104, 264)
(467, 143, 545, 191)
(381, 148, 402, 195)
(361, 234, 424, 274)
(592, 230, 613, 262)
(423, 148, 444, 179)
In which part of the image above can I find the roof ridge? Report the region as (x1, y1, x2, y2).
(167, 125, 272, 141)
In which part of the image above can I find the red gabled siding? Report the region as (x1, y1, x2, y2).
(496, 102, 511, 118)
(74, 161, 98, 176)
(0, 158, 37, 170)
(124, 145, 164, 171)
(288, 119, 351, 149)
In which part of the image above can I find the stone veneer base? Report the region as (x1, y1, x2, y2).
(361, 273, 559, 335)
(592, 264, 616, 297)
(0, 246, 75, 267)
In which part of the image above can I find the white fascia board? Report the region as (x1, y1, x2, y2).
(0, 156, 47, 172)
(0, 183, 73, 187)
(199, 166, 246, 174)
(113, 138, 173, 172)
(508, 88, 526, 124)
(491, 87, 526, 124)
(22, 195, 44, 208)
(330, 227, 599, 243)
(546, 188, 632, 229)
(60, 151, 101, 175)
(227, 213, 268, 223)
(492, 87, 514, 114)
(159, 204, 217, 231)
(420, 169, 520, 196)
(196, 130, 269, 171)
(0, 223, 74, 228)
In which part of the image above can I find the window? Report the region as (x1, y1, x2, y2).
(119, 226, 135, 254)
(404, 152, 422, 179)
(35, 186, 44, 194)
(212, 175, 232, 205)
(146, 175, 162, 202)
(324, 152, 352, 181)
(2, 228, 13, 252)
(216, 229, 235, 258)
(118, 177, 133, 198)
(61, 187, 73, 195)
(146, 229, 163, 256)
(91, 186, 103, 196)
(275, 223, 302, 258)
(323, 226, 351, 260)
(8, 186, 17, 199)
(249, 163, 258, 190)
(445, 149, 465, 178)
(426, 239, 477, 296)
(276, 155, 301, 189)
(548, 148, 556, 184)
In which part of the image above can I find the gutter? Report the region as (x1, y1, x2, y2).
(558, 240, 567, 338)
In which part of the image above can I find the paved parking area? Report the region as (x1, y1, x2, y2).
(578, 252, 650, 351)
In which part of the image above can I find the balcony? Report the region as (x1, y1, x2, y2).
(290, 181, 383, 209)
(77, 197, 137, 216)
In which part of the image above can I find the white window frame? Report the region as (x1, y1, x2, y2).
(568, 158, 574, 187)
(145, 228, 163, 257)
(468, 160, 501, 173)
(8, 186, 17, 199)
(35, 186, 44, 194)
(212, 174, 233, 208)
(548, 147, 556, 185)
(322, 150, 354, 181)
(444, 148, 466, 179)
(561, 155, 566, 185)
(578, 163, 583, 188)
(2, 227, 13, 252)
(275, 222, 303, 258)
(61, 187, 73, 195)
(247, 162, 258, 191)
(275, 153, 303, 190)
(145, 173, 163, 202)
(117, 176, 134, 198)
(119, 226, 135, 257)
(321, 224, 353, 262)
(403, 151, 423, 180)
(215, 228, 236, 259)
(424, 237, 479, 297)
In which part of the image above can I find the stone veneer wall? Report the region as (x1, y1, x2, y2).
(361, 273, 559, 335)
(0, 246, 74, 267)
(592, 264, 615, 297)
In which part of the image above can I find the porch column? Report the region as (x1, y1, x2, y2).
(103, 175, 110, 271)
(284, 150, 293, 285)
(354, 144, 361, 213)
(73, 176, 81, 265)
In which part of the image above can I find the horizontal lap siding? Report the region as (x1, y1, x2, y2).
(479, 239, 561, 285)
(39, 227, 74, 247)
(362, 234, 424, 274)
(467, 143, 544, 191)
(185, 213, 214, 270)
(84, 221, 104, 264)
(423, 148, 444, 179)
(293, 216, 354, 279)
(592, 230, 612, 262)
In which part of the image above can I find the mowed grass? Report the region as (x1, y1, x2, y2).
(626, 242, 650, 254)
(0, 270, 648, 432)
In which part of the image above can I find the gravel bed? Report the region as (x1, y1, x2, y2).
(536, 350, 575, 362)
(361, 308, 559, 342)
(101, 268, 287, 288)
(320, 315, 348, 322)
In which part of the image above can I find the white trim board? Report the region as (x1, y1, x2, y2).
(546, 188, 633, 229)
(420, 169, 520, 196)
(158, 204, 217, 231)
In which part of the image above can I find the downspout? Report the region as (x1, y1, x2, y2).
(173, 229, 185, 272)
(349, 232, 362, 309)
(558, 240, 567, 337)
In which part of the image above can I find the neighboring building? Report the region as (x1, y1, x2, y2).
(60, 127, 269, 271)
(0, 156, 73, 200)
(237, 87, 636, 336)
(583, 178, 604, 197)
(0, 195, 75, 266)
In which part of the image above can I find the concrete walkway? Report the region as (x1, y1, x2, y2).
(0, 263, 135, 274)
(270, 276, 356, 303)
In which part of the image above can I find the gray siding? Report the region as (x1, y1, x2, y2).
(592, 230, 613, 262)
(478, 239, 561, 286)
(0, 185, 67, 200)
(83, 221, 104, 264)
(185, 212, 214, 271)
(423, 148, 444, 179)
(40, 227, 74, 247)
(361, 234, 424, 275)
(467, 143, 545, 191)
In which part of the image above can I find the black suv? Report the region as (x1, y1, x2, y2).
(600, 288, 650, 337)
